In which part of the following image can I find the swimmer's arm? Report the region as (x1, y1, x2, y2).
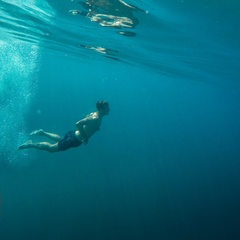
(76, 116, 97, 143)
(76, 118, 89, 143)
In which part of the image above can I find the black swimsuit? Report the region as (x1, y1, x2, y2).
(58, 130, 82, 151)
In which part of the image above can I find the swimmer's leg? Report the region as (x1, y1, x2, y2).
(18, 141, 59, 152)
(30, 129, 61, 142)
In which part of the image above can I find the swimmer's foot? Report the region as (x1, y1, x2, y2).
(30, 129, 44, 136)
(18, 140, 33, 150)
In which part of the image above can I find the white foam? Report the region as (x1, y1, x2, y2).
(0, 0, 55, 165)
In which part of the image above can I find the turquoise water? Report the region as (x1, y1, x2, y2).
(0, 0, 240, 239)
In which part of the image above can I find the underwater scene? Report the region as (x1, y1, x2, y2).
(0, 0, 240, 239)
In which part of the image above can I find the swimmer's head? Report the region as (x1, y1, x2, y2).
(96, 100, 110, 115)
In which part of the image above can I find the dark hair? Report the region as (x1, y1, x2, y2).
(96, 100, 109, 111)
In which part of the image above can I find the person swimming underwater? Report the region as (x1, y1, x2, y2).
(18, 100, 110, 152)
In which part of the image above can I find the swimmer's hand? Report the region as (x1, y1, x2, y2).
(82, 138, 88, 145)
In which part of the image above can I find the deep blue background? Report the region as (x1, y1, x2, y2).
(1, 53, 240, 240)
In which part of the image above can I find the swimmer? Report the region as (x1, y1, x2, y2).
(18, 100, 110, 152)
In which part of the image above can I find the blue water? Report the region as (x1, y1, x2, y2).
(0, 0, 240, 239)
